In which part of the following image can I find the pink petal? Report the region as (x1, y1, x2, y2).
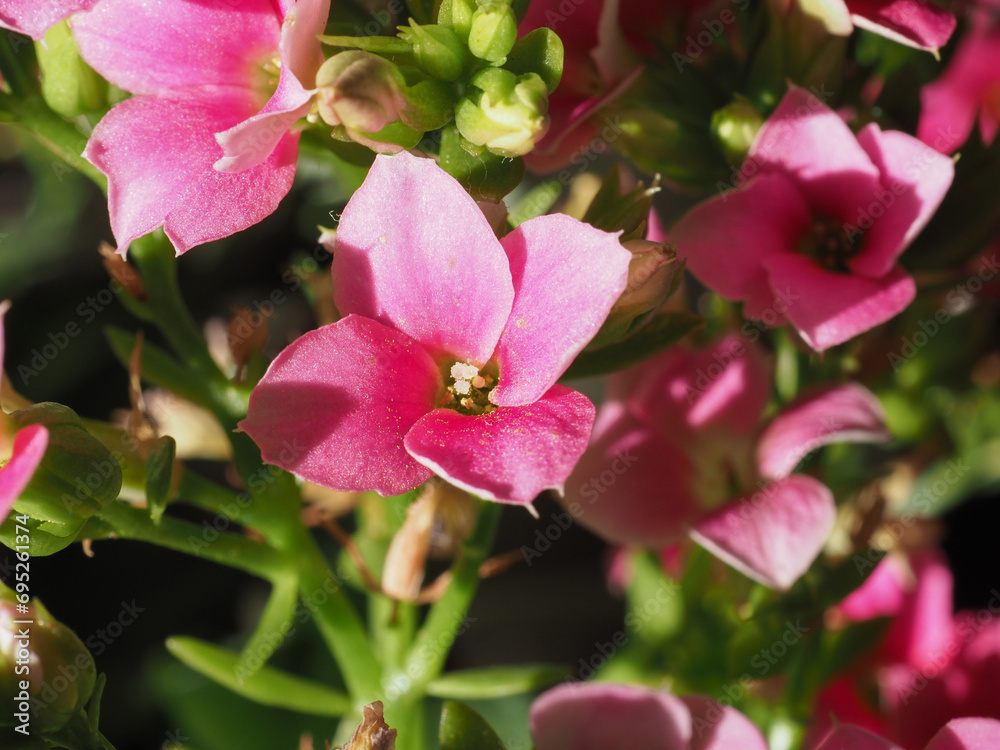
(850, 124, 954, 278)
(332, 152, 515, 366)
(926, 719, 1000, 750)
(215, 0, 329, 172)
(562, 401, 699, 547)
(530, 683, 692, 750)
(0, 425, 49, 524)
(762, 254, 915, 351)
(239, 315, 440, 497)
(815, 725, 901, 750)
(403, 385, 594, 505)
(757, 383, 890, 480)
(837, 554, 909, 621)
(749, 87, 882, 222)
(682, 695, 769, 750)
(0, 0, 99, 39)
(690, 475, 836, 590)
(847, 0, 956, 51)
(84, 89, 298, 254)
(491, 214, 630, 406)
(669, 173, 811, 311)
(72, 0, 280, 94)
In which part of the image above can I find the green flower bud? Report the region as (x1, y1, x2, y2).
(1, 583, 96, 734)
(317, 51, 454, 153)
(468, 2, 518, 63)
(455, 68, 549, 158)
(398, 20, 466, 82)
(437, 0, 478, 41)
(5, 403, 122, 542)
(711, 99, 764, 165)
(36, 21, 108, 118)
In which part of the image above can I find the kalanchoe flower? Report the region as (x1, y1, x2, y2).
(564, 335, 890, 589)
(918, 3, 1000, 154)
(0, 0, 99, 39)
(816, 718, 1000, 750)
(797, 0, 956, 51)
(530, 682, 770, 750)
(240, 152, 630, 505)
(670, 86, 954, 351)
(0, 302, 48, 527)
(71, 0, 330, 254)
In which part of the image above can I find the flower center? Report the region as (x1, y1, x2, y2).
(441, 361, 497, 415)
(251, 54, 282, 109)
(802, 216, 861, 274)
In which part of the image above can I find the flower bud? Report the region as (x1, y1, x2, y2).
(5, 402, 123, 542)
(0, 583, 96, 733)
(438, 0, 477, 41)
(455, 68, 549, 157)
(711, 99, 764, 166)
(468, 2, 518, 63)
(398, 20, 466, 82)
(339, 701, 396, 750)
(317, 51, 454, 153)
(589, 240, 678, 348)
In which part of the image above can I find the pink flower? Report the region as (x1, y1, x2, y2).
(809, 0, 956, 51)
(0, 0, 99, 39)
(529, 682, 769, 750)
(0, 302, 48, 525)
(71, 0, 330, 254)
(564, 334, 890, 589)
(816, 718, 1000, 750)
(918, 4, 1000, 154)
(670, 86, 953, 351)
(240, 152, 631, 505)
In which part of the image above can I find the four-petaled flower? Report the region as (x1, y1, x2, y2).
(240, 152, 631, 505)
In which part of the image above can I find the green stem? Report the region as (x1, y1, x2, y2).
(0, 32, 32, 98)
(398, 501, 502, 695)
(94, 502, 286, 581)
(14, 96, 107, 188)
(178, 471, 274, 534)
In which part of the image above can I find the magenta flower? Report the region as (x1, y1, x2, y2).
(0, 302, 48, 525)
(918, 4, 1000, 154)
(240, 152, 631, 505)
(530, 682, 769, 750)
(0, 0, 99, 39)
(670, 86, 953, 351)
(816, 719, 1000, 750)
(811, 0, 956, 51)
(71, 0, 329, 254)
(564, 334, 890, 589)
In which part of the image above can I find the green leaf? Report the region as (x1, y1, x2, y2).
(165, 637, 351, 717)
(437, 125, 525, 202)
(144, 436, 176, 524)
(626, 551, 684, 645)
(505, 28, 564, 93)
(507, 179, 562, 228)
(562, 311, 703, 380)
(427, 664, 570, 700)
(104, 326, 209, 408)
(235, 575, 301, 680)
(439, 701, 507, 750)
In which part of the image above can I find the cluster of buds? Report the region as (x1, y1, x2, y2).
(317, 0, 562, 161)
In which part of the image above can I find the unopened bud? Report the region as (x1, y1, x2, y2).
(438, 0, 477, 40)
(1, 583, 96, 733)
(468, 2, 518, 62)
(711, 99, 764, 165)
(589, 240, 678, 348)
(455, 68, 549, 157)
(399, 20, 466, 82)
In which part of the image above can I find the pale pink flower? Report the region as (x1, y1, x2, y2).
(564, 334, 890, 589)
(0, 0, 99, 39)
(240, 152, 631, 505)
(918, 4, 1000, 154)
(816, 718, 1000, 750)
(71, 0, 330, 254)
(0, 302, 48, 525)
(670, 86, 953, 351)
(530, 682, 769, 750)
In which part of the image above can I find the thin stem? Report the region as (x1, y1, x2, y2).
(0, 32, 31, 98)
(178, 471, 274, 534)
(94, 502, 286, 581)
(397, 501, 502, 695)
